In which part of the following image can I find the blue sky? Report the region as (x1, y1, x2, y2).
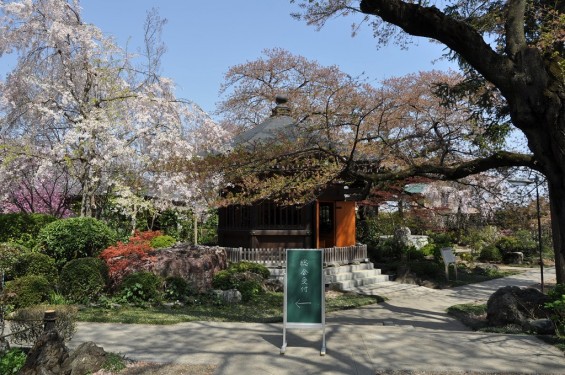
(80, 1, 455, 117)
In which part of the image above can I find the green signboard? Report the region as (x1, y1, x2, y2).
(286, 249, 323, 324)
(281, 249, 326, 355)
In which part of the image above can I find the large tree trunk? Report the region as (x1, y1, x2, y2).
(359, 0, 565, 282)
(549, 182, 565, 283)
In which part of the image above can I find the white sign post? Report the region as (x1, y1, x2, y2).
(441, 247, 457, 281)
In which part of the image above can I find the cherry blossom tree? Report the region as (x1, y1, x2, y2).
(0, 0, 228, 219)
(0, 153, 75, 217)
(216, 49, 505, 208)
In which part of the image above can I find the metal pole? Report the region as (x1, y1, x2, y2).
(535, 176, 544, 293)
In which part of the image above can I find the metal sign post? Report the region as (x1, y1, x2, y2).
(281, 249, 326, 356)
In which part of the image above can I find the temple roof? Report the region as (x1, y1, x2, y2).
(232, 96, 297, 146)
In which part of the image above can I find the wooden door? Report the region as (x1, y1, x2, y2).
(335, 201, 355, 247)
(316, 202, 334, 248)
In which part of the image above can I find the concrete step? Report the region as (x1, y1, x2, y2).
(333, 274, 390, 290)
(324, 263, 374, 275)
(325, 269, 382, 283)
(269, 262, 388, 290)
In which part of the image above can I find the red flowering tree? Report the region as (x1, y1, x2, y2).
(99, 230, 162, 288)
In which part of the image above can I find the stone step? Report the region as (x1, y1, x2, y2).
(325, 269, 382, 283)
(324, 263, 374, 275)
(333, 274, 390, 290)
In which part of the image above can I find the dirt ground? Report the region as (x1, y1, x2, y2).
(92, 362, 217, 375)
(94, 364, 536, 375)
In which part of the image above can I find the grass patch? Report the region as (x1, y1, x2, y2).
(102, 352, 127, 372)
(447, 303, 528, 333)
(326, 292, 383, 312)
(447, 303, 488, 330)
(77, 291, 381, 324)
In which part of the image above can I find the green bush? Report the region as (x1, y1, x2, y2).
(495, 236, 519, 258)
(0, 213, 57, 249)
(427, 232, 455, 248)
(12, 252, 58, 281)
(0, 243, 30, 281)
(226, 262, 270, 279)
(419, 243, 436, 257)
(8, 305, 77, 345)
(408, 261, 442, 279)
(59, 257, 109, 303)
(406, 247, 426, 261)
(371, 237, 398, 261)
(150, 235, 176, 249)
(118, 271, 162, 305)
(0, 348, 27, 375)
(211, 262, 270, 302)
(163, 276, 194, 302)
(2, 275, 53, 308)
(463, 226, 500, 255)
(479, 245, 502, 262)
(211, 270, 232, 290)
(546, 284, 565, 336)
(36, 217, 116, 268)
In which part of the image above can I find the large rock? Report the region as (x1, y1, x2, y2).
(19, 331, 107, 375)
(19, 331, 69, 375)
(62, 341, 107, 375)
(211, 289, 242, 304)
(145, 245, 228, 293)
(486, 286, 550, 327)
(394, 227, 412, 248)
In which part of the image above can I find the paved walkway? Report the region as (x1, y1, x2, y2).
(69, 267, 565, 374)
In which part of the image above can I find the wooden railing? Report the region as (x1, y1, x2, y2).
(223, 244, 367, 267)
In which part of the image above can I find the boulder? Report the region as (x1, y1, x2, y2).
(525, 319, 555, 335)
(473, 264, 499, 275)
(211, 289, 242, 304)
(19, 331, 69, 375)
(144, 245, 228, 293)
(62, 341, 107, 375)
(19, 331, 107, 375)
(486, 286, 550, 327)
(223, 289, 242, 304)
(394, 227, 412, 248)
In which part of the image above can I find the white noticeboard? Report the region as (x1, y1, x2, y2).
(440, 247, 457, 281)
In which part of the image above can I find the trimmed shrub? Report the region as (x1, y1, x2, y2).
(118, 271, 162, 305)
(371, 237, 402, 262)
(406, 247, 426, 261)
(59, 257, 109, 303)
(479, 245, 502, 262)
(12, 252, 58, 281)
(408, 261, 443, 279)
(150, 235, 176, 249)
(37, 217, 116, 268)
(163, 276, 194, 302)
(0, 213, 57, 249)
(226, 262, 270, 279)
(211, 262, 270, 302)
(2, 275, 53, 308)
(0, 242, 30, 281)
(8, 304, 77, 345)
